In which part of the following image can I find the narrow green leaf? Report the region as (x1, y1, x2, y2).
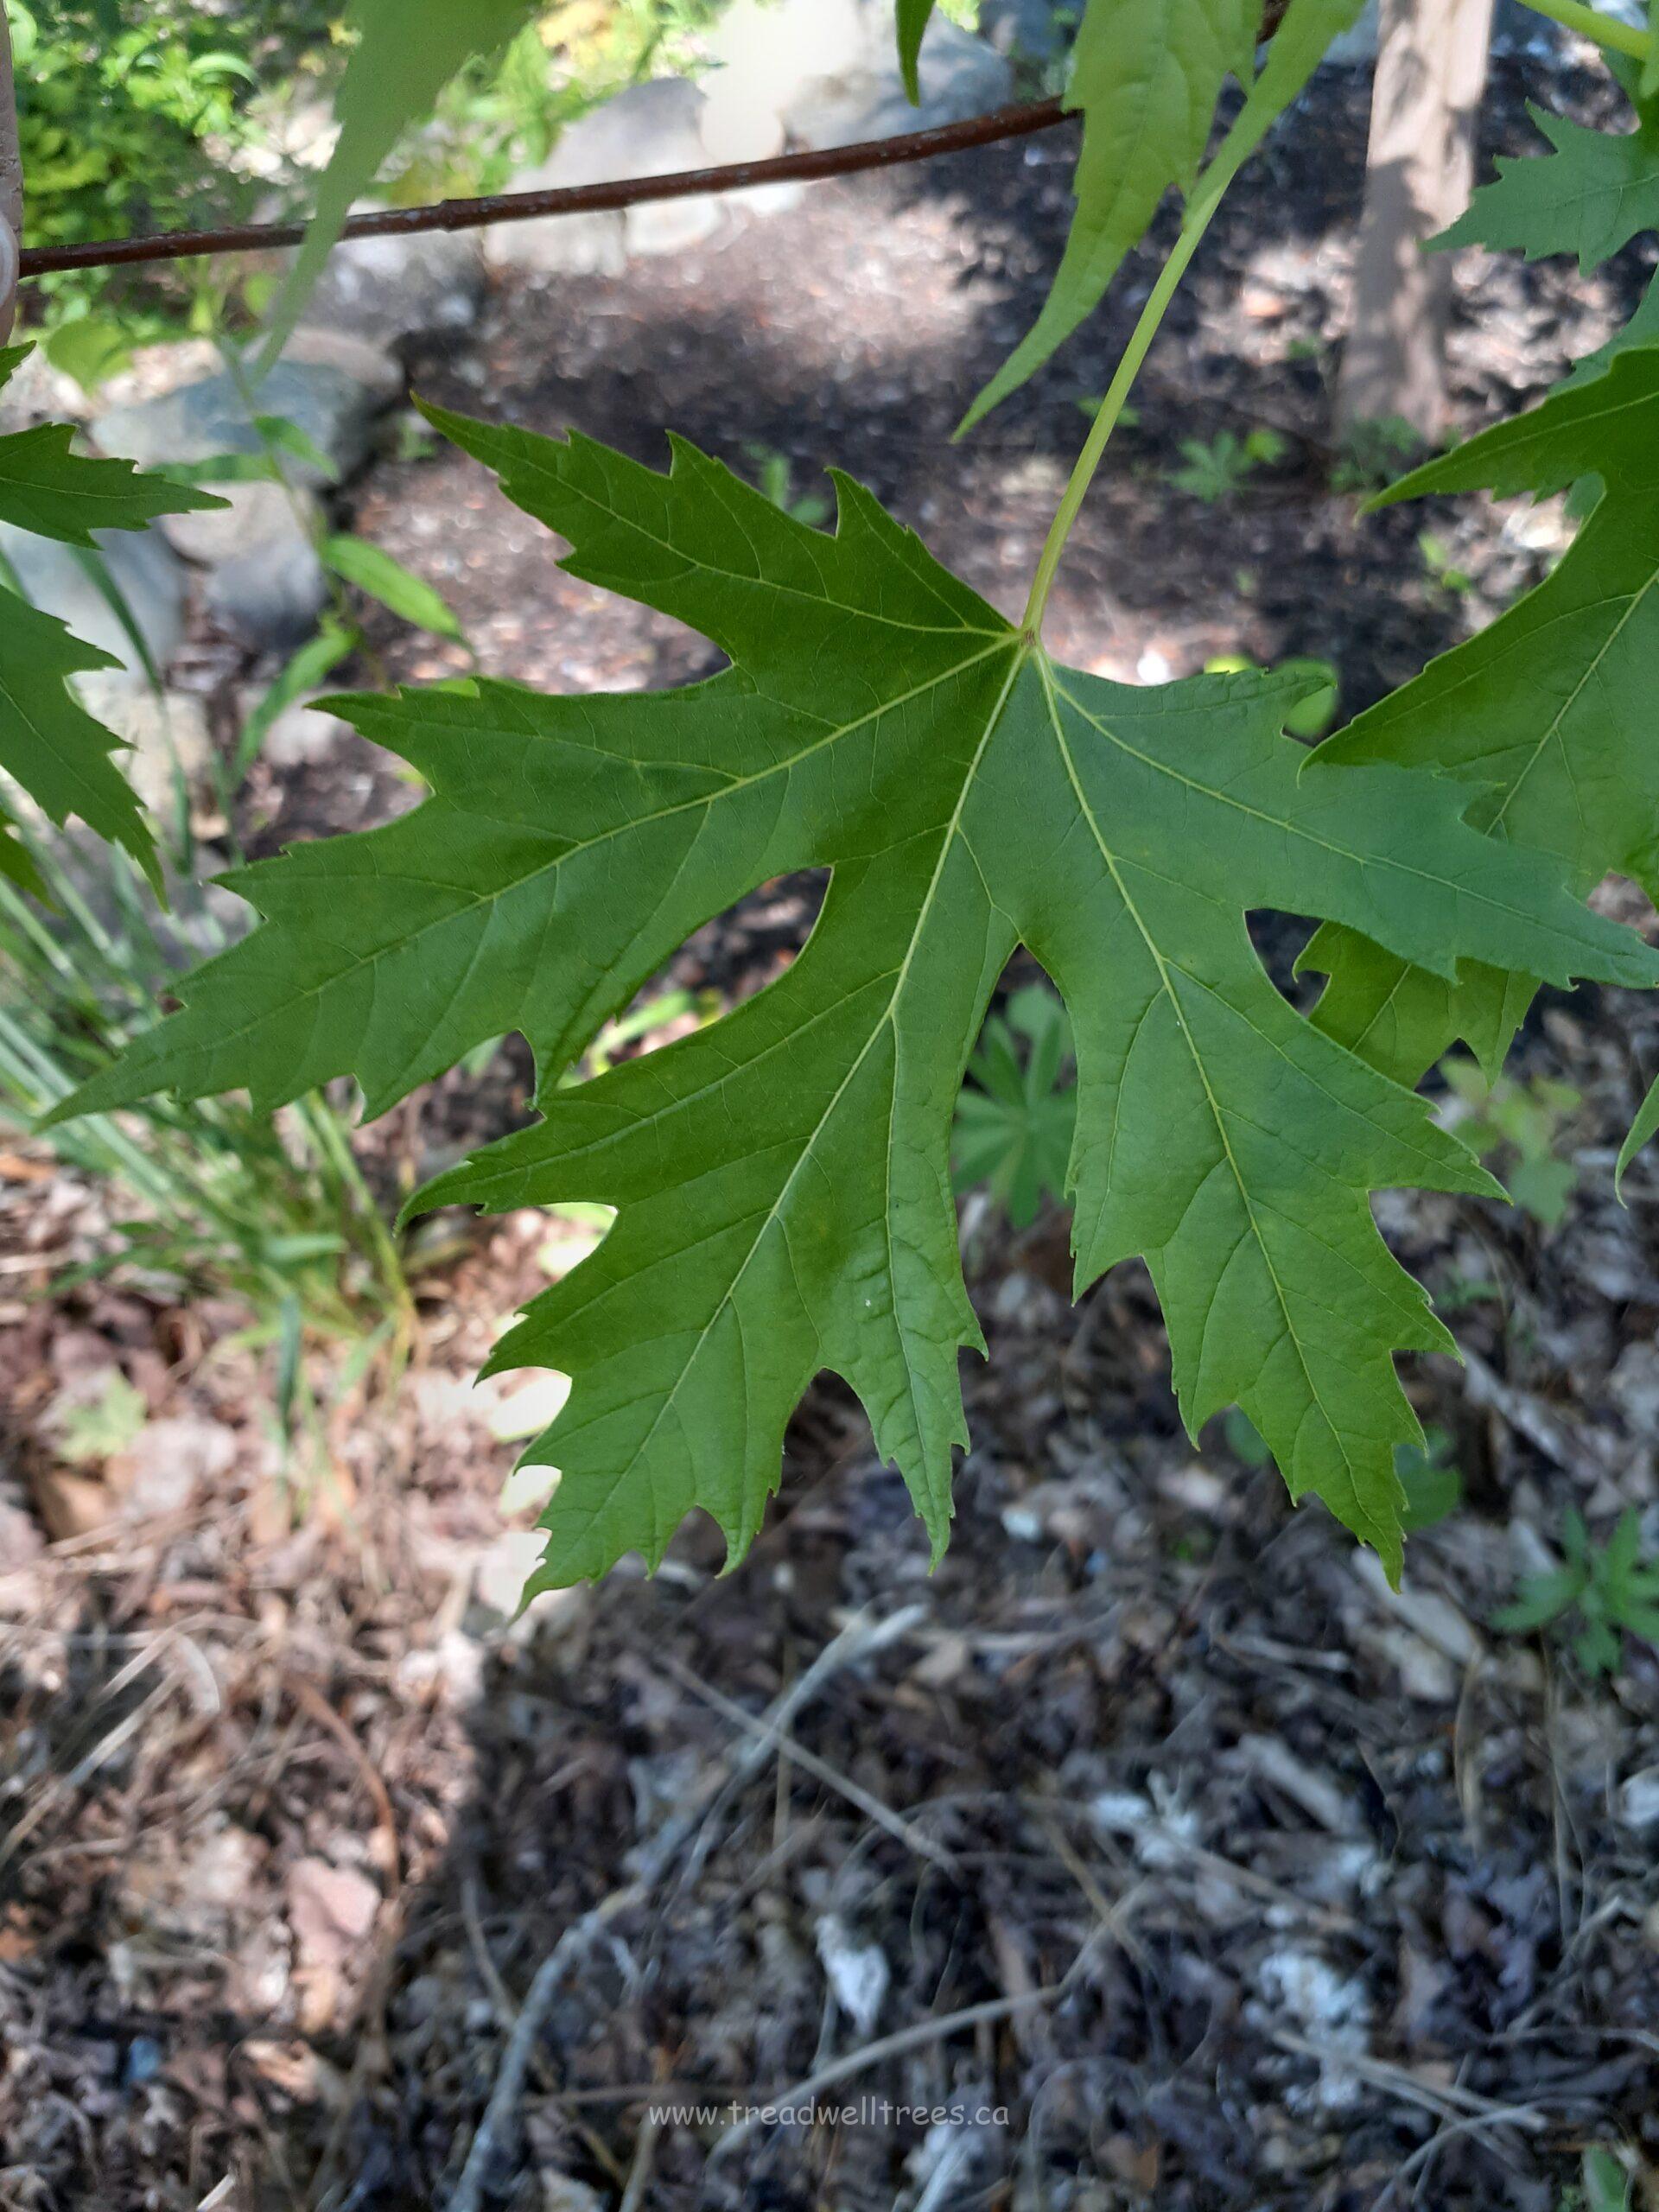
(234, 621, 360, 781)
(1494, 1567, 1585, 1632)
(1617, 1068, 1659, 1196)
(0, 809, 48, 899)
(54, 415, 1659, 1587)
(256, 0, 543, 374)
(321, 534, 466, 641)
(253, 415, 341, 486)
(897, 0, 938, 102)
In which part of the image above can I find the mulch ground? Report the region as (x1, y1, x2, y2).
(4, 30, 1659, 2212)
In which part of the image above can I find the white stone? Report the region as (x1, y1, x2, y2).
(816, 1913, 890, 2036)
(781, 15, 1014, 152)
(161, 476, 318, 567)
(71, 671, 212, 818)
(92, 337, 397, 489)
(0, 521, 185, 675)
(1325, 0, 1381, 65)
(474, 1529, 550, 1618)
(256, 691, 351, 771)
(1618, 1767, 1659, 1829)
(486, 78, 715, 276)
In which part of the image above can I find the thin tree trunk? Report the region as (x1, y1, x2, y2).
(0, 9, 20, 341)
(1337, 0, 1495, 442)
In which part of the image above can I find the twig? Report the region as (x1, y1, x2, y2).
(617, 2109, 664, 2212)
(280, 1668, 401, 1900)
(0, 9, 18, 341)
(711, 1979, 1076, 2158)
(659, 1638, 957, 1878)
(1460, 1344, 1611, 1476)
(444, 1888, 638, 2212)
(1271, 2031, 1548, 2131)
(657, 1603, 926, 1889)
(18, 103, 1068, 281)
(442, 1604, 923, 2212)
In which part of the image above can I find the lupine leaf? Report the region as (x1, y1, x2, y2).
(962, 0, 1360, 430)
(1438, 98, 1659, 270)
(897, 0, 938, 102)
(0, 346, 222, 893)
(53, 410, 1659, 1588)
(1303, 343, 1659, 1094)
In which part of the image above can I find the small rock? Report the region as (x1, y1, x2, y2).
(162, 475, 314, 568)
(1325, 0, 1381, 64)
(204, 518, 328, 652)
(0, 1493, 45, 1574)
(474, 1529, 550, 1618)
(1372, 1623, 1458, 1703)
(70, 672, 213, 819)
(282, 323, 404, 406)
(1236, 1733, 1360, 1835)
(1618, 1767, 1659, 1829)
(307, 220, 486, 347)
(815, 1913, 890, 2035)
(540, 2180, 607, 2212)
(1253, 1948, 1371, 2111)
(979, 0, 1071, 60)
(0, 521, 185, 675)
(1353, 1551, 1480, 1665)
(396, 1629, 485, 1707)
(782, 14, 1014, 151)
(92, 339, 397, 489)
(111, 1412, 237, 1520)
(703, 0, 872, 118)
(1610, 1342, 1659, 1440)
(0, 345, 85, 432)
(1090, 1783, 1199, 1871)
(488, 1369, 571, 1444)
(188, 1825, 266, 1911)
(486, 78, 715, 276)
(1158, 1461, 1230, 1517)
(255, 690, 352, 770)
(285, 1857, 380, 1973)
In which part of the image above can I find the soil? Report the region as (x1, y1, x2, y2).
(4, 32, 1659, 2212)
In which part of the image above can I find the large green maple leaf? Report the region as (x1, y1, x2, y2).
(1438, 90, 1659, 271)
(55, 410, 1659, 1586)
(0, 345, 223, 894)
(1303, 343, 1659, 1091)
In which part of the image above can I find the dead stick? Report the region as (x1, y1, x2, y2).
(442, 1604, 921, 2212)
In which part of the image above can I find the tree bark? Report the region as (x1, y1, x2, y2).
(0, 8, 20, 341)
(1336, 0, 1496, 442)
